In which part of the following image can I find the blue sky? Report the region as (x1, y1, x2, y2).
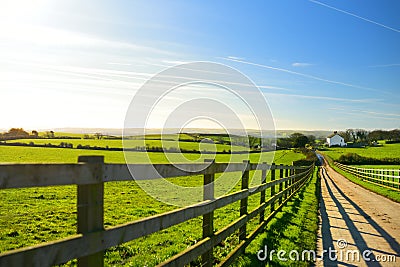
(1, 0, 399, 131)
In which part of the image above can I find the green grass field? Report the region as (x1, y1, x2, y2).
(321, 143, 400, 161)
(0, 144, 309, 266)
(0, 145, 305, 164)
(5, 137, 247, 152)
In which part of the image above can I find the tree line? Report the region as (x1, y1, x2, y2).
(276, 133, 316, 149)
(337, 129, 400, 144)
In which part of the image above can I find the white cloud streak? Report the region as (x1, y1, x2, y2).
(368, 63, 400, 68)
(266, 92, 379, 103)
(328, 107, 400, 121)
(221, 57, 385, 93)
(309, 0, 400, 33)
(292, 62, 313, 67)
(227, 56, 245, 60)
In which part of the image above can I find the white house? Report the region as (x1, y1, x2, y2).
(326, 131, 347, 147)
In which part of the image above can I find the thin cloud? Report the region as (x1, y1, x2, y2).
(107, 62, 132, 66)
(162, 60, 190, 65)
(1, 23, 178, 56)
(258, 85, 294, 92)
(221, 57, 384, 94)
(292, 62, 313, 67)
(228, 56, 245, 60)
(265, 92, 380, 103)
(309, 0, 400, 33)
(329, 107, 400, 118)
(328, 108, 398, 121)
(368, 63, 400, 68)
(360, 110, 400, 118)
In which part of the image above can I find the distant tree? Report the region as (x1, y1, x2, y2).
(248, 135, 261, 149)
(290, 133, 309, 148)
(388, 129, 400, 141)
(277, 138, 292, 149)
(294, 135, 309, 148)
(94, 132, 103, 140)
(346, 129, 356, 142)
(338, 131, 351, 143)
(45, 131, 55, 138)
(6, 128, 29, 138)
(355, 129, 368, 143)
(306, 135, 316, 145)
(368, 130, 385, 142)
(83, 134, 90, 139)
(31, 130, 39, 138)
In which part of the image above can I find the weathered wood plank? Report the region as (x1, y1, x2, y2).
(0, 164, 93, 188)
(0, 162, 310, 188)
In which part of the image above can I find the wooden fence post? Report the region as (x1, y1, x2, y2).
(259, 162, 267, 223)
(370, 169, 373, 182)
(284, 168, 289, 200)
(270, 163, 276, 212)
(383, 170, 386, 186)
(239, 160, 249, 242)
(202, 159, 215, 267)
(77, 156, 105, 267)
(392, 170, 395, 188)
(386, 170, 389, 186)
(290, 168, 294, 194)
(279, 164, 284, 205)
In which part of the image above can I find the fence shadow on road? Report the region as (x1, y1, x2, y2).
(320, 167, 400, 266)
(319, 188, 338, 267)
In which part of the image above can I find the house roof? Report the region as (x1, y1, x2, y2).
(327, 133, 344, 138)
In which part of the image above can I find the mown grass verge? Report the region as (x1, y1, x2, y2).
(321, 154, 400, 203)
(232, 166, 320, 266)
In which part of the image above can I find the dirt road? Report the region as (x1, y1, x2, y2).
(316, 158, 400, 266)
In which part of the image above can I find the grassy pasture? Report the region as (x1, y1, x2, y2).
(39, 132, 86, 138)
(0, 145, 304, 164)
(0, 144, 308, 265)
(6, 138, 248, 152)
(321, 142, 400, 161)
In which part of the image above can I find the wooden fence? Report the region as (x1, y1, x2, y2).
(0, 156, 314, 266)
(335, 162, 400, 191)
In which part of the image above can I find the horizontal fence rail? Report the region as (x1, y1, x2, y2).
(0, 156, 314, 267)
(335, 162, 400, 191)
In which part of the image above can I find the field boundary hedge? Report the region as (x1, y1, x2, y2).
(337, 153, 400, 165)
